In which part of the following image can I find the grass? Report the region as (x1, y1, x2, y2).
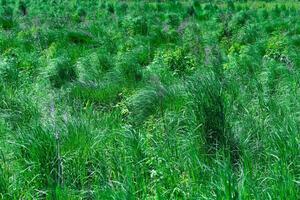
(0, 0, 299, 199)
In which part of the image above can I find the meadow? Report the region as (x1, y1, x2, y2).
(0, 0, 299, 199)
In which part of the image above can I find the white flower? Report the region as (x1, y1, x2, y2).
(150, 169, 157, 178)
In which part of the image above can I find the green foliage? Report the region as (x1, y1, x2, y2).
(122, 15, 149, 36)
(192, 73, 224, 144)
(76, 50, 114, 82)
(72, 7, 86, 22)
(16, 126, 57, 188)
(0, 58, 19, 86)
(115, 50, 143, 84)
(67, 31, 93, 44)
(48, 57, 77, 88)
(69, 81, 122, 106)
(162, 47, 196, 76)
(0, 5, 14, 30)
(0, 0, 300, 199)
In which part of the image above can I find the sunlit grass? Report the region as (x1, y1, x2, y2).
(0, 0, 299, 199)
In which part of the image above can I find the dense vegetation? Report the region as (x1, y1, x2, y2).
(0, 0, 299, 199)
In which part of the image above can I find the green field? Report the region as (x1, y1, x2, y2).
(0, 0, 300, 199)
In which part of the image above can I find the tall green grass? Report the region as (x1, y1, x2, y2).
(0, 0, 299, 199)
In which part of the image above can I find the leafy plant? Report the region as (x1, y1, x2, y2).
(162, 47, 196, 76)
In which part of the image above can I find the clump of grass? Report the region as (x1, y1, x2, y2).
(121, 15, 149, 36)
(61, 122, 94, 190)
(14, 126, 58, 193)
(115, 51, 144, 84)
(0, 58, 19, 87)
(72, 7, 86, 22)
(67, 31, 93, 44)
(127, 83, 167, 125)
(167, 13, 181, 28)
(47, 57, 77, 88)
(0, 5, 14, 30)
(0, 120, 10, 198)
(76, 50, 114, 83)
(107, 3, 115, 14)
(69, 81, 123, 107)
(18, 0, 27, 16)
(188, 71, 226, 152)
(116, 2, 128, 15)
(127, 75, 187, 126)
